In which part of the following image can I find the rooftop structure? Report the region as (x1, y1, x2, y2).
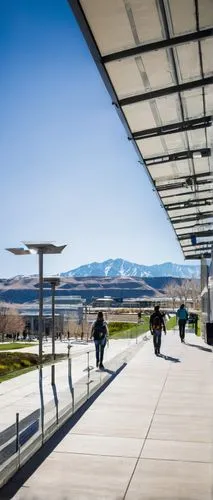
(69, 0, 213, 260)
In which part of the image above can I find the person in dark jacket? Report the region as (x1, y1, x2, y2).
(150, 305, 166, 356)
(176, 304, 188, 342)
(90, 311, 109, 369)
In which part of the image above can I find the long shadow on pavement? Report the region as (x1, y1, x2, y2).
(185, 342, 212, 353)
(0, 362, 127, 500)
(160, 354, 181, 363)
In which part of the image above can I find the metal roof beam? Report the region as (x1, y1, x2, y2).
(120, 76, 213, 106)
(133, 116, 212, 140)
(156, 174, 213, 191)
(171, 213, 213, 224)
(179, 230, 213, 240)
(167, 202, 213, 212)
(165, 198, 213, 209)
(174, 222, 213, 231)
(102, 28, 213, 63)
(161, 172, 212, 182)
(145, 148, 211, 166)
(161, 188, 213, 199)
(181, 240, 213, 247)
(158, 179, 213, 192)
(182, 246, 213, 252)
(185, 253, 211, 259)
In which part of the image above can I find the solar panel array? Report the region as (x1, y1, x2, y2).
(69, 0, 213, 259)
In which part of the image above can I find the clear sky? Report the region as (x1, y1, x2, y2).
(0, 0, 190, 278)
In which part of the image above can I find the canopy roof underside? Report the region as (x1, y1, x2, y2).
(69, 0, 213, 259)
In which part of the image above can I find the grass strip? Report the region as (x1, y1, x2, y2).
(0, 352, 67, 383)
(0, 343, 37, 351)
(109, 319, 149, 339)
(166, 316, 177, 330)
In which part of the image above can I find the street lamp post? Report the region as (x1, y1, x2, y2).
(43, 277, 60, 361)
(6, 242, 66, 365)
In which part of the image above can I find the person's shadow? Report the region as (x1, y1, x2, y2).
(97, 368, 115, 374)
(160, 354, 180, 363)
(185, 342, 212, 353)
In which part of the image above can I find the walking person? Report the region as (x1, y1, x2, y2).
(176, 304, 188, 343)
(150, 305, 166, 356)
(90, 311, 109, 369)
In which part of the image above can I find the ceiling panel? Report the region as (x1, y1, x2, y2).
(198, 0, 213, 29)
(167, 0, 196, 35)
(175, 42, 201, 83)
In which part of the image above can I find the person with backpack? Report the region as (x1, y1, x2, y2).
(90, 311, 109, 369)
(149, 305, 166, 356)
(176, 304, 188, 343)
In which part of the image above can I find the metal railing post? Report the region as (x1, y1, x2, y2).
(16, 412, 20, 468)
(68, 356, 74, 412)
(87, 351, 90, 399)
(39, 367, 44, 443)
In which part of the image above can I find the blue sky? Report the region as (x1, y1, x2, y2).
(0, 0, 189, 278)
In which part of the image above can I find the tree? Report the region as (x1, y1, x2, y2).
(187, 280, 200, 309)
(163, 281, 179, 309)
(163, 279, 200, 310)
(0, 303, 25, 342)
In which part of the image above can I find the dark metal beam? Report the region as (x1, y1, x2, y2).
(145, 148, 211, 166)
(181, 243, 213, 250)
(161, 188, 213, 199)
(183, 249, 213, 255)
(120, 76, 213, 106)
(174, 222, 213, 231)
(133, 116, 212, 140)
(157, 178, 213, 192)
(165, 198, 213, 210)
(171, 212, 213, 224)
(179, 230, 213, 240)
(181, 245, 212, 253)
(185, 253, 211, 259)
(159, 172, 213, 183)
(102, 28, 213, 63)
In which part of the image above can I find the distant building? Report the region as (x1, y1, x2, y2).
(91, 296, 192, 309)
(18, 295, 86, 336)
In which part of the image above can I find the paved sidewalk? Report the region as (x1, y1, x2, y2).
(0, 336, 138, 432)
(2, 329, 213, 499)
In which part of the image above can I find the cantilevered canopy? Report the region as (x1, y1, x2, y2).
(69, 0, 213, 259)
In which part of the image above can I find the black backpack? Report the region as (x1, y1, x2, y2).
(151, 313, 162, 331)
(93, 320, 107, 341)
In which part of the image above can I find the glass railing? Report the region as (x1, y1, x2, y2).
(0, 327, 149, 488)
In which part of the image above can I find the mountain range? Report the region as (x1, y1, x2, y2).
(61, 258, 199, 279)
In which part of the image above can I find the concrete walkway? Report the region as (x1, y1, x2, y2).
(0, 336, 137, 432)
(2, 329, 213, 499)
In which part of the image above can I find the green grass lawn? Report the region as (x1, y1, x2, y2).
(108, 318, 149, 339)
(0, 342, 37, 351)
(0, 351, 67, 383)
(166, 316, 177, 330)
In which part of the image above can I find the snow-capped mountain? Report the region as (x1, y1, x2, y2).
(61, 258, 200, 279)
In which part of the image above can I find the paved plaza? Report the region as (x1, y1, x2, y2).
(0, 336, 138, 432)
(1, 328, 213, 499)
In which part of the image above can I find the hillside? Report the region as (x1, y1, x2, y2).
(0, 275, 186, 304)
